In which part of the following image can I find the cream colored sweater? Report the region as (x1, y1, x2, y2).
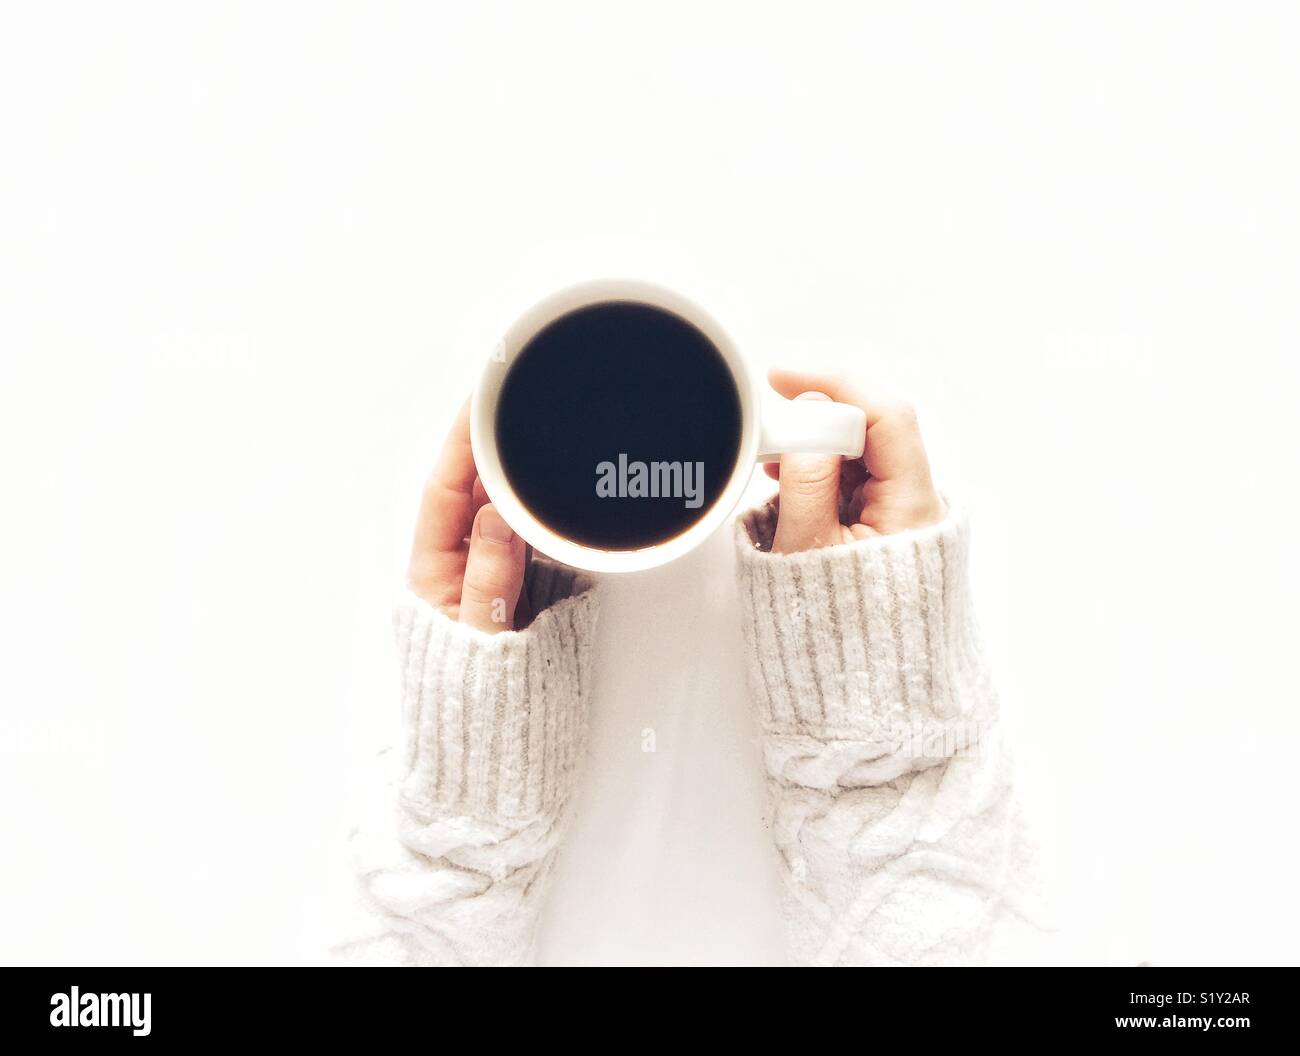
(335, 503, 1044, 966)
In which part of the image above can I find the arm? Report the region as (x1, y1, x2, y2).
(334, 401, 599, 966)
(736, 370, 1045, 966)
(336, 559, 596, 966)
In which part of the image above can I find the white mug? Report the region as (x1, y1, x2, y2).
(470, 279, 866, 573)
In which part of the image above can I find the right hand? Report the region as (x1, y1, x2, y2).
(763, 368, 947, 554)
(407, 399, 531, 633)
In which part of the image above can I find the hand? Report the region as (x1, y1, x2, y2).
(764, 368, 946, 554)
(407, 399, 532, 632)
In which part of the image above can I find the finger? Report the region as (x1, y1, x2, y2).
(765, 458, 868, 501)
(767, 368, 933, 485)
(409, 399, 477, 607)
(459, 504, 527, 633)
(772, 392, 847, 554)
(843, 477, 869, 524)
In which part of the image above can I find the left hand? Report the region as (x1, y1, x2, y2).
(407, 398, 532, 633)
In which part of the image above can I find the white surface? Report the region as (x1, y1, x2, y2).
(1, 1, 1297, 966)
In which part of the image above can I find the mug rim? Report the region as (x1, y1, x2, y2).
(470, 278, 761, 573)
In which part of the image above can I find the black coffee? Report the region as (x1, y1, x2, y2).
(494, 300, 743, 550)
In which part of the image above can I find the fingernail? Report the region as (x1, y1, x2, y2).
(796, 390, 831, 402)
(479, 507, 515, 543)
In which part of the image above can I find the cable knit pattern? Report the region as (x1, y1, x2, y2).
(734, 501, 1044, 966)
(335, 557, 598, 966)
(337, 502, 1043, 966)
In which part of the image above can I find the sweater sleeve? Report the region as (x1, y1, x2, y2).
(333, 557, 599, 966)
(733, 501, 1047, 966)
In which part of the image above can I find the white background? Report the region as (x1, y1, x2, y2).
(2, 1, 1297, 966)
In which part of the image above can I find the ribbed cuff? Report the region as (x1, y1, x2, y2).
(392, 557, 599, 823)
(733, 501, 995, 740)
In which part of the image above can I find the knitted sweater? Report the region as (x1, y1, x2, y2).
(335, 503, 1043, 966)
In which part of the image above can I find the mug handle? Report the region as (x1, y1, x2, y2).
(757, 395, 867, 461)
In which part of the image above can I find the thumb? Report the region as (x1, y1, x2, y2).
(771, 392, 845, 553)
(459, 504, 527, 632)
